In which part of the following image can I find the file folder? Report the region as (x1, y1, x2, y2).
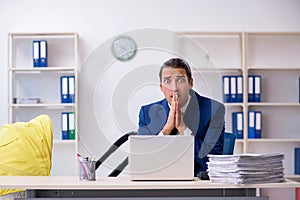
(248, 110, 255, 139)
(295, 148, 300, 174)
(32, 41, 40, 67)
(230, 76, 237, 102)
(68, 76, 75, 103)
(254, 75, 261, 102)
(255, 111, 262, 138)
(222, 76, 230, 103)
(61, 112, 69, 140)
(39, 40, 47, 67)
(236, 76, 243, 103)
(232, 112, 243, 139)
(60, 76, 69, 103)
(68, 112, 75, 140)
(248, 76, 254, 102)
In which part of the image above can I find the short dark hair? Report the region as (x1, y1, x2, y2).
(159, 58, 192, 82)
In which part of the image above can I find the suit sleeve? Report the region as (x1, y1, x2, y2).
(137, 104, 168, 135)
(138, 106, 149, 135)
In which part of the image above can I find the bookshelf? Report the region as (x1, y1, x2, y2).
(175, 32, 300, 176)
(8, 32, 79, 176)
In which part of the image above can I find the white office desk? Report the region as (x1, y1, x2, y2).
(0, 176, 299, 190)
(0, 176, 299, 199)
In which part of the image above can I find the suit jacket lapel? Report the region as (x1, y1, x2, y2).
(184, 90, 201, 134)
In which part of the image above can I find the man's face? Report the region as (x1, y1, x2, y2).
(160, 67, 193, 107)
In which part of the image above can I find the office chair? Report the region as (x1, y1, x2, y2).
(0, 114, 53, 196)
(95, 131, 136, 177)
(223, 132, 236, 155)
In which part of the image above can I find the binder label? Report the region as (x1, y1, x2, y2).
(237, 113, 243, 131)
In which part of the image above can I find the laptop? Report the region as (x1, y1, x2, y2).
(128, 135, 194, 181)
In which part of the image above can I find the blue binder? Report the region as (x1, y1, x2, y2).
(68, 76, 75, 103)
(295, 148, 300, 174)
(248, 110, 256, 138)
(248, 75, 254, 102)
(255, 111, 262, 138)
(32, 40, 40, 67)
(232, 112, 243, 139)
(61, 112, 69, 140)
(60, 76, 69, 103)
(236, 75, 243, 103)
(39, 40, 47, 67)
(254, 75, 261, 102)
(230, 76, 237, 103)
(222, 76, 230, 103)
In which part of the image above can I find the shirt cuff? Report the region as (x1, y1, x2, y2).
(183, 127, 192, 136)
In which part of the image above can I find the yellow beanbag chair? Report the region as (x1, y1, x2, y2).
(0, 114, 53, 195)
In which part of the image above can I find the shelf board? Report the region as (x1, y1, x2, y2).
(9, 103, 75, 108)
(224, 103, 244, 107)
(53, 140, 76, 145)
(247, 32, 300, 36)
(248, 66, 300, 70)
(10, 32, 78, 39)
(192, 66, 243, 72)
(235, 139, 244, 143)
(9, 67, 76, 72)
(247, 138, 300, 143)
(285, 174, 300, 179)
(179, 31, 243, 37)
(248, 102, 300, 107)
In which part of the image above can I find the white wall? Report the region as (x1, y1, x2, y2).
(1, 0, 300, 124)
(0, 1, 300, 197)
(1, 0, 300, 178)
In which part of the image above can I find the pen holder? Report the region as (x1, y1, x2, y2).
(79, 160, 96, 181)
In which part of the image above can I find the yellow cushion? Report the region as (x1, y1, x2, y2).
(0, 115, 53, 195)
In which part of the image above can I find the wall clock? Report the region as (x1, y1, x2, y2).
(111, 35, 137, 61)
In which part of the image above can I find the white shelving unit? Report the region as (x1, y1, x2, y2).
(174, 32, 246, 154)
(245, 32, 300, 179)
(8, 32, 79, 176)
(175, 31, 300, 199)
(175, 32, 300, 175)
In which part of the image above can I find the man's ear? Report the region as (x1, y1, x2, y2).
(160, 83, 163, 92)
(189, 78, 194, 89)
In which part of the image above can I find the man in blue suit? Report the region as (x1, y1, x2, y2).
(137, 58, 225, 176)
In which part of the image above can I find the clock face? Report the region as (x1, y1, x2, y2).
(112, 36, 137, 61)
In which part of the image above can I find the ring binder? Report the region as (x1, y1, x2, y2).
(232, 112, 243, 139)
(39, 40, 48, 67)
(32, 41, 40, 67)
(61, 112, 69, 140)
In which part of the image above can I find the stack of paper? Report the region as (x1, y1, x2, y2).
(207, 153, 285, 184)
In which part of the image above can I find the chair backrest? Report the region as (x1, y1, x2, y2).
(95, 131, 137, 177)
(223, 132, 236, 155)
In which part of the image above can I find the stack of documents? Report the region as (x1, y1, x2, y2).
(207, 153, 285, 184)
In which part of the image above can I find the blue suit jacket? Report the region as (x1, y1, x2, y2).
(137, 90, 225, 176)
